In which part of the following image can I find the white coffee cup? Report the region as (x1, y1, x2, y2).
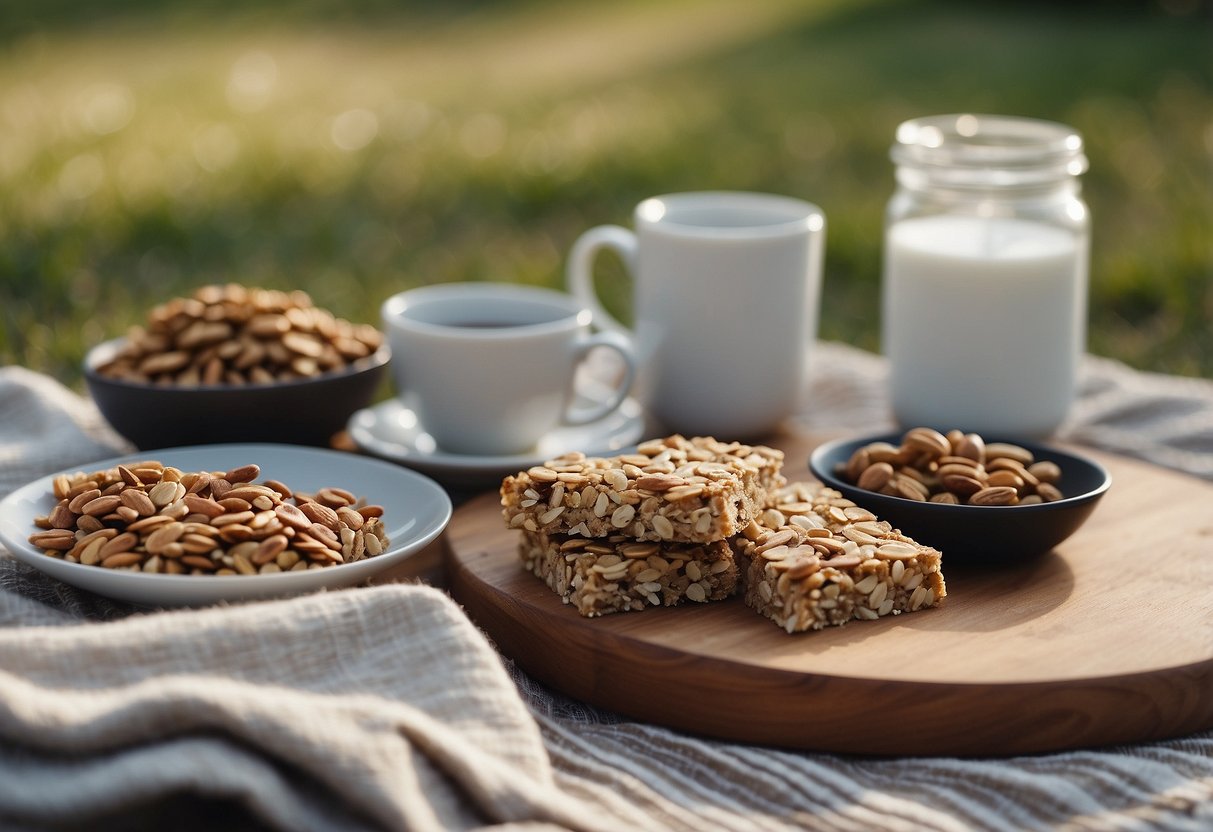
(567, 191, 825, 438)
(381, 283, 637, 456)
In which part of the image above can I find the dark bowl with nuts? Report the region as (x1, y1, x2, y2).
(84, 285, 389, 449)
(809, 429, 1111, 561)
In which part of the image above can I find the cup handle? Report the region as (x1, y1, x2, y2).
(563, 330, 638, 426)
(566, 225, 636, 336)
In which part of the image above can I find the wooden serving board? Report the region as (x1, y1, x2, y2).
(446, 433, 1213, 756)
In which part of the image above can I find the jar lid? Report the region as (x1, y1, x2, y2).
(892, 114, 1088, 185)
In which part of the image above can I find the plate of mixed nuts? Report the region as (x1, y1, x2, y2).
(809, 428, 1111, 560)
(0, 444, 451, 606)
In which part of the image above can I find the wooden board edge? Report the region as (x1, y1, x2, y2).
(448, 547, 1213, 757)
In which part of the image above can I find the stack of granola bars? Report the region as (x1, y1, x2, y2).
(500, 435, 946, 632)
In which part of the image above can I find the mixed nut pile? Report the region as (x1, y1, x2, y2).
(95, 283, 383, 386)
(28, 461, 390, 575)
(839, 427, 1064, 506)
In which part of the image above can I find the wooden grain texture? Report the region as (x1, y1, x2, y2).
(446, 432, 1213, 756)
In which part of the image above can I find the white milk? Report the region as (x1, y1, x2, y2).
(883, 214, 1088, 437)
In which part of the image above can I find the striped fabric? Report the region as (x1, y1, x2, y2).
(1, 345, 1212, 830)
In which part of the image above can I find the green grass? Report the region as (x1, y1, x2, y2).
(1, 0, 1210, 387)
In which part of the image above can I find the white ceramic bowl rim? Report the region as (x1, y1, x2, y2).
(635, 191, 824, 240)
(381, 282, 591, 340)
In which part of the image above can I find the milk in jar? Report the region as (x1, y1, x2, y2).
(882, 114, 1090, 438)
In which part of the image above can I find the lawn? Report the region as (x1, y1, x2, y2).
(1, 0, 1210, 386)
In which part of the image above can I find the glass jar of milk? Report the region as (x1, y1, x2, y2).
(882, 114, 1089, 438)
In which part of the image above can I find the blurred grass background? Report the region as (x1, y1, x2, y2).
(1, 0, 1210, 387)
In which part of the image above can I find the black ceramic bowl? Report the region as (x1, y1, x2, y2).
(809, 432, 1111, 561)
(84, 338, 390, 449)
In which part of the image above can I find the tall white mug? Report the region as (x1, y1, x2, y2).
(567, 191, 825, 439)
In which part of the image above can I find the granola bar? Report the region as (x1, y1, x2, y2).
(520, 531, 739, 618)
(501, 436, 784, 543)
(734, 481, 946, 633)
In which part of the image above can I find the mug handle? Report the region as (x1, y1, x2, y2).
(566, 225, 636, 336)
(563, 330, 637, 426)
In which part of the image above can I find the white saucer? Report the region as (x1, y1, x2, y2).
(347, 392, 645, 489)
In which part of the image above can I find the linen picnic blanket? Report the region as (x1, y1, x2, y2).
(1, 343, 1211, 831)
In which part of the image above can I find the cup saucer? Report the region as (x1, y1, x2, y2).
(347, 389, 645, 490)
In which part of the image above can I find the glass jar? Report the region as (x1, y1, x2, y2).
(882, 113, 1090, 438)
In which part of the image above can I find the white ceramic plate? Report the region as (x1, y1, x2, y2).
(0, 444, 452, 607)
(348, 391, 645, 489)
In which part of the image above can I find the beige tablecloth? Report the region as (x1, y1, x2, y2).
(2, 343, 1211, 831)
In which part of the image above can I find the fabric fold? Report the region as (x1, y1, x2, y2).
(0, 584, 593, 832)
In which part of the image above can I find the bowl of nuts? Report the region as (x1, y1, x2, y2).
(809, 428, 1111, 560)
(84, 285, 389, 449)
